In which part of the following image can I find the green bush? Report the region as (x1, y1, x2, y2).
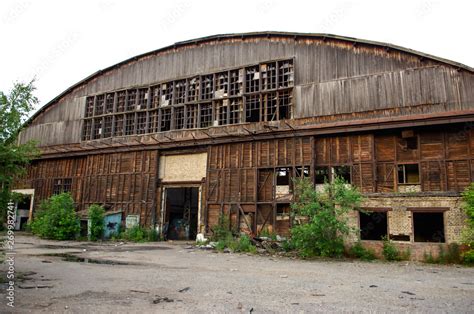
(424, 244, 462, 264)
(121, 225, 158, 242)
(30, 193, 80, 240)
(350, 242, 376, 261)
(381, 237, 411, 261)
(211, 214, 233, 242)
(461, 184, 474, 264)
(462, 249, 474, 265)
(290, 177, 363, 258)
(88, 204, 105, 241)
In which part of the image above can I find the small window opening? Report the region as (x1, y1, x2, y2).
(136, 112, 147, 134)
(187, 77, 200, 102)
(201, 75, 214, 100)
(175, 80, 186, 104)
(53, 178, 72, 195)
(245, 66, 260, 93)
(229, 69, 243, 96)
(137, 88, 148, 110)
(278, 89, 292, 120)
(333, 166, 351, 183)
(161, 83, 173, 106)
(264, 92, 278, 121)
(261, 62, 277, 90)
(278, 60, 294, 88)
(315, 166, 330, 184)
(359, 211, 388, 240)
(277, 203, 291, 216)
(217, 100, 228, 126)
(295, 166, 310, 178)
(215, 72, 228, 97)
(398, 164, 419, 184)
(276, 168, 290, 186)
(160, 108, 171, 131)
(413, 212, 445, 242)
(246, 95, 260, 122)
(229, 99, 241, 124)
(199, 103, 213, 128)
(174, 107, 185, 130)
(186, 105, 198, 129)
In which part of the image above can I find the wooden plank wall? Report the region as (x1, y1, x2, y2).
(26, 151, 158, 225)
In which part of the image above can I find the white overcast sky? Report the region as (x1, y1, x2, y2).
(1, 0, 472, 113)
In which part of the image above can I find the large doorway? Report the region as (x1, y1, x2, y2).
(164, 187, 199, 240)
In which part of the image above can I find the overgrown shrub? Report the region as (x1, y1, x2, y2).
(424, 244, 462, 264)
(290, 177, 363, 258)
(381, 237, 410, 261)
(30, 193, 80, 240)
(120, 225, 158, 242)
(211, 214, 233, 242)
(350, 242, 376, 261)
(461, 183, 474, 265)
(88, 204, 105, 241)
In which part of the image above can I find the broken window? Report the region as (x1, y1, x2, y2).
(245, 66, 260, 93)
(125, 113, 135, 135)
(137, 88, 148, 110)
(199, 103, 213, 128)
(151, 85, 160, 109)
(278, 89, 292, 120)
(174, 107, 185, 130)
(126, 89, 137, 111)
(186, 104, 198, 129)
(105, 93, 115, 113)
(85, 97, 94, 117)
(215, 72, 228, 98)
(175, 80, 186, 104)
(359, 211, 388, 240)
(93, 118, 103, 139)
(82, 119, 92, 140)
(333, 166, 351, 183)
(161, 83, 173, 106)
(245, 95, 261, 123)
(116, 91, 126, 112)
(398, 164, 419, 184)
(229, 69, 243, 96)
(201, 74, 214, 100)
(295, 166, 310, 178)
(187, 77, 200, 102)
(413, 212, 445, 242)
(160, 108, 171, 131)
(103, 116, 113, 138)
(216, 100, 228, 126)
(53, 178, 72, 195)
(95, 94, 104, 115)
(264, 92, 277, 121)
(277, 203, 291, 216)
(261, 62, 277, 90)
(136, 112, 147, 134)
(315, 166, 330, 184)
(148, 110, 159, 133)
(278, 59, 294, 88)
(114, 115, 124, 136)
(229, 99, 242, 124)
(276, 167, 290, 185)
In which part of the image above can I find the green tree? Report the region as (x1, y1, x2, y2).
(88, 204, 105, 241)
(290, 177, 363, 258)
(0, 80, 39, 226)
(461, 183, 474, 264)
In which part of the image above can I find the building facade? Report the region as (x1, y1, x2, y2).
(16, 32, 474, 257)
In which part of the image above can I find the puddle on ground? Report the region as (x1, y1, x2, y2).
(41, 253, 139, 266)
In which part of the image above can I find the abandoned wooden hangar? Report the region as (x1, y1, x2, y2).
(15, 31, 474, 255)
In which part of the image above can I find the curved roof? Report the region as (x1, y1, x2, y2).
(26, 31, 474, 127)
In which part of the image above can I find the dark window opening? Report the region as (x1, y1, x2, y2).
(390, 234, 410, 241)
(405, 137, 418, 150)
(187, 77, 200, 102)
(160, 108, 171, 131)
(161, 83, 173, 106)
(413, 212, 445, 243)
(278, 89, 292, 120)
(93, 118, 103, 139)
(126, 89, 137, 111)
(174, 107, 185, 130)
(277, 203, 291, 216)
(246, 95, 260, 122)
(53, 178, 72, 195)
(186, 105, 198, 129)
(114, 115, 124, 136)
(229, 99, 241, 124)
(116, 91, 126, 112)
(125, 113, 135, 135)
(95, 94, 104, 115)
(360, 211, 388, 240)
(264, 92, 277, 121)
(333, 166, 351, 183)
(137, 88, 148, 110)
(175, 80, 186, 104)
(245, 66, 260, 93)
(105, 93, 114, 113)
(278, 60, 294, 88)
(315, 167, 330, 184)
(199, 103, 213, 128)
(398, 164, 419, 184)
(85, 97, 94, 117)
(229, 69, 243, 96)
(295, 166, 310, 178)
(262, 62, 277, 90)
(103, 116, 113, 138)
(201, 75, 214, 100)
(136, 112, 147, 134)
(276, 168, 290, 186)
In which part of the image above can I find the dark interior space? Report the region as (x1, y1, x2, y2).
(165, 187, 199, 240)
(413, 212, 445, 242)
(359, 211, 388, 240)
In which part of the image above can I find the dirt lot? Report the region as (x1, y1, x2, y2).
(1, 234, 473, 313)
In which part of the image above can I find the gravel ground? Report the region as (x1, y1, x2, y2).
(1, 234, 473, 313)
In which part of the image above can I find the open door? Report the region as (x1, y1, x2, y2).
(163, 187, 199, 240)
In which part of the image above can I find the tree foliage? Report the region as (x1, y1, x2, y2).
(0, 80, 39, 226)
(290, 177, 363, 258)
(30, 193, 80, 240)
(461, 183, 474, 264)
(88, 204, 105, 241)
